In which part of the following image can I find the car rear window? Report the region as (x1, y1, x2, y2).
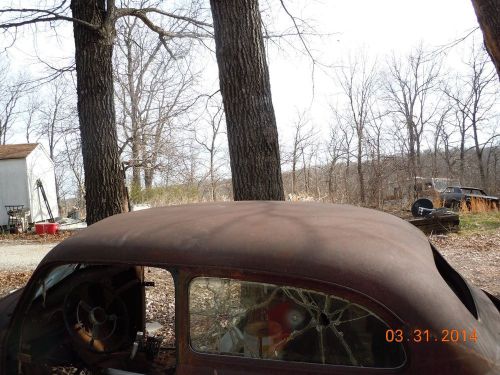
(189, 277, 406, 368)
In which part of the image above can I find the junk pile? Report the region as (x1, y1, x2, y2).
(407, 198, 460, 234)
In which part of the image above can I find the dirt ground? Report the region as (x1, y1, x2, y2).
(430, 229, 500, 298)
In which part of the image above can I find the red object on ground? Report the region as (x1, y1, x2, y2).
(35, 222, 59, 235)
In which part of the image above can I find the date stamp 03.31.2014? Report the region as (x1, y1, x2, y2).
(385, 329, 478, 344)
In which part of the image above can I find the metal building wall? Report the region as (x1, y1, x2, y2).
(26, 145, 60, 223)
(0, 159, 30, 226)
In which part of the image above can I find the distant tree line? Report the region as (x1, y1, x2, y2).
(0, 1, 498, 220)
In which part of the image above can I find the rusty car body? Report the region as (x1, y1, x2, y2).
(440, 186, 499, 210)
(0, 202, 498, 374)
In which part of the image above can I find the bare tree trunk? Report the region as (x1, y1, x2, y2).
(71, 0, 127, 225)
(289, 114, 314, 196)
(460, 132, 466, 183)
(291, 157, 297, 195)
(302, 147, 308, 194)
(124, 36, 143, 189)
(210, 0, 284, 200)
(327, 162, 335, 201)
(144, 169, 154, 190)
(337, 56, 376, 205)
(472, 113, 487, 188)
(442, 135, 454, 178)
(356, 133, 365, 204)
(209, 146, 217, 201)
(131, 141, 141, 188)
(494, 147, 499, 194)
(432, 129, 439, 178)
(344, 160, 351, 204)
(407, 119, 417, 184)
(471, 0, 500, 80)
(415, 135, 422, 176)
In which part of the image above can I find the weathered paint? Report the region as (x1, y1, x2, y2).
(2, 202, 499, 374)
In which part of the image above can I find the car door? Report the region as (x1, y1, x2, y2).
(441, 187, 454, 205)
(0, 263, 178, 375)
(0, 288, 24, 357)
(178, 270, 407, 375)
(453, 187, 464, 201)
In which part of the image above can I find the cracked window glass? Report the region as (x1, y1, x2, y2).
(189, 277, 405, 367)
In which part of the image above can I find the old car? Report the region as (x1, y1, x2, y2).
(440, 186, 499, 210)
(0, 202, 498, 374)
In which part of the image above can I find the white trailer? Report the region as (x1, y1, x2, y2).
(0, 144, 59, 227)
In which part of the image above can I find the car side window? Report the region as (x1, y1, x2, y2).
(189, 277, 405, 368)
(444, 187, 453, 193)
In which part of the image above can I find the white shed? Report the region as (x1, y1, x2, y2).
(0, 144, 59, 226)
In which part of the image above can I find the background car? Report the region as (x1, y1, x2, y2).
(440, 186, 499, 210)
(0, 202, 498, 374)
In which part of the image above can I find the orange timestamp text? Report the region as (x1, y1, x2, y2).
(385, 329, 478, 343)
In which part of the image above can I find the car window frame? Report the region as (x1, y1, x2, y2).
(2, 260, 180, 375)
(180, 266, 409, 373)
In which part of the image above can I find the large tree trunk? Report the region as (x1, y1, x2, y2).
(71, 0, 127, 225)
(210, 0, 284, 200)
(471, 0, 500, 80)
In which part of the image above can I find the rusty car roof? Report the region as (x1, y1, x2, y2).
(43, 201, 431, 270)
(40, 202, 477, 330)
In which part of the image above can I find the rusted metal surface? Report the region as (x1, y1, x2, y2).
(2, 202, 499, 374)
(43, 202, 432, 302)
(408, 213, 460, 234)
(39, 203, 466, 325)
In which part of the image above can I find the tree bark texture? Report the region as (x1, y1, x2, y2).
(471, 0, 500, 80)
(71, 0, 128, 225)
(210, 0, 285, 200)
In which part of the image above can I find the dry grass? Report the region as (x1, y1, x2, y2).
(0, 270, 32, 296)
(460, 198, 498, 213)
(0, 230, 74, 244)
(432, 197, 443, 209)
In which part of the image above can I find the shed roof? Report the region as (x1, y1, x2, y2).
(0, 144, 38, 160)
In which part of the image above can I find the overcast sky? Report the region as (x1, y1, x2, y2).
(1, 0, 491, 147)
(266, 0, 484, 141)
